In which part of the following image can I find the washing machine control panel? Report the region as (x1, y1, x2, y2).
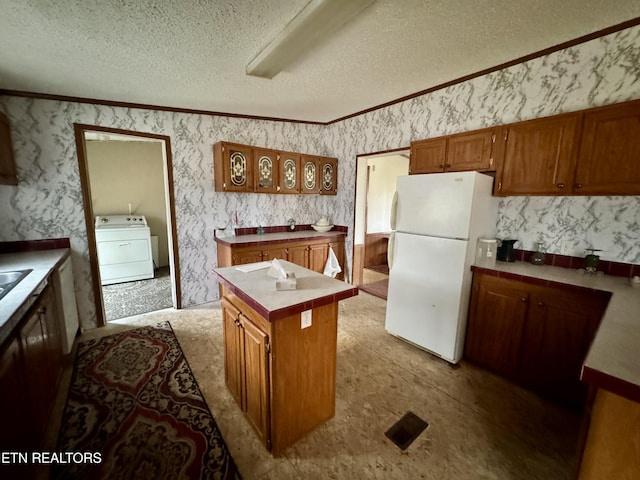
(95, 215, 148, 228)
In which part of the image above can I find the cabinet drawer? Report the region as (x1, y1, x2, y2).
(97, 238, 152, 265)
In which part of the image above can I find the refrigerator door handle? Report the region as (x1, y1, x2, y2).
(387, 232, 395, 269)
(390, 191, 398, 230)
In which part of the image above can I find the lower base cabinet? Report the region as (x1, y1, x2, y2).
(217, 235, 345, 280)
(0, 282, 64, 478)
(220, 285, 338, 454)
(465, 272, 609, 409)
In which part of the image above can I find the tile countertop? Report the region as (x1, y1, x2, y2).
(214, 230, 346, 247)
(472, 261, 640, 403)
(0, 249, 70, 346)
(213, 260, 358, 322)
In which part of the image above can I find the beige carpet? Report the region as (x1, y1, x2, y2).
(62, 293, 582, 480)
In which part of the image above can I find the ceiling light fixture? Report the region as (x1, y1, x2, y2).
(246, 0, 376, 79)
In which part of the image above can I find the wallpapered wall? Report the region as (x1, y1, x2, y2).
(1, 24, 639, 330)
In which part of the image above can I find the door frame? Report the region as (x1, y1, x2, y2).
(74, 123, 182, 327)
(352, 147, 409, 285)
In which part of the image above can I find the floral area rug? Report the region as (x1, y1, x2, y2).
(53, 322, 241, 479)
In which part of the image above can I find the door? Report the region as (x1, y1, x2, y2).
(279, 152, 301, 194)
(574, 100, 640, 195)
(308, 243, 329, 273)
(287, 245, 308, 267)
(385, 232, 468, 362)
(520, 290, 606, 408)
(410, 137, 447, 174)
(497, 113, 580, 195)
(301, 155, 320, 194)
(394, 172, 477, 239)
(447, 128, 497, 172)
(254, 148, 279, 193)
(221, 298, 243, 406)
(241, 314, 270, 444)
(465, 274, 529, 378)
(319, 157, 338, 195)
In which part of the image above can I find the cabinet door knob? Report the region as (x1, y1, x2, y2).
(445, 164, 451, 169)
(575, 183, 583, 189)
(521, 297, 527, 302)
(438, 164, 444, 169)
(557, 183, 565, 188)
(538, 301, 544, 307)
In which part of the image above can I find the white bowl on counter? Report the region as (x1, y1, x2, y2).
(311, 224, 334, 232)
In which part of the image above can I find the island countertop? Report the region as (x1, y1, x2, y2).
(471, 261, 640, 403)
(213, 260, 358, 322)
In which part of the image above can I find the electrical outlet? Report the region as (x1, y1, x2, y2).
(301, 310, 312, 329)
(560, 240, 572, 256)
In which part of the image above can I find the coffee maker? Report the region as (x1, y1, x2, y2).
(497, 239, 517, 262)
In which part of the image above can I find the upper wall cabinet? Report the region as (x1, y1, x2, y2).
(301, 155, 320, 194)
(495, 99, 640, 196)
(214, 141, 337, 195)
(253, 148, 280, 193)
(320, 157, 337, 195)
(214, 142, 254, 192)
(409, 127, 498, 175)
(279, 152, 301, 194)
(574, 100, 640, 195)
(0, 111, 18, 185)
(495, 113, 581, 195)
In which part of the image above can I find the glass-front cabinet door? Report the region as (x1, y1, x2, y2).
(279, 152, 300, 194)
(320, 157, 338, 195)
(254, 148, 279, 193)
(301, 155, 319, 194)
(214, 142, 254, 192)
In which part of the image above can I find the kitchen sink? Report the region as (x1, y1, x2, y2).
(0, 269, 32, 301)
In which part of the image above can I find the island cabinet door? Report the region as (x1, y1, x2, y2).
(240, 314, 271, 447)
(221, 298, 244, 406)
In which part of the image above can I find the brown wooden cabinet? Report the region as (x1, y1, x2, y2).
(279, 152, 301, 193)
(465, 272, 609, 409)
(214, 142, 338, 195)
(221, 297, 271, 446)
(465, 274, 529, 379)
(213, 142, 254, 192)
(410, 128, 498, 174)
(495, 113, 581, 195)
(574, 100, 640, 195)
(519, 289, 606, 408)
(0, 111, 18, 185)
(410, 137, 447, 174)
(319, 157, 337, 195)
(301, 155, 320, 194)
(447, 128, 498, 172)
(253, 148, 280, 193)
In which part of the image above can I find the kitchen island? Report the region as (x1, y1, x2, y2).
(212, 260, 358, 455)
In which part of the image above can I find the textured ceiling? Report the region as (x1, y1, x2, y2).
(1, 0, 639, 123)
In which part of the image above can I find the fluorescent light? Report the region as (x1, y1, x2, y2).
(246, 0, 375, 79)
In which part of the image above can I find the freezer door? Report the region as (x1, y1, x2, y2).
(384, 232, 468, 363)
(395, 172, 477, 239)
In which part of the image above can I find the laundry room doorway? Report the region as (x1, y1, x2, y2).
(74, 124, 181, 326)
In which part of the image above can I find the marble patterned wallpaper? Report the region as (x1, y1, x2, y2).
(1, 24, 640, 330)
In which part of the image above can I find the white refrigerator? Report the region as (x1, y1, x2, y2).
(384, 171, 498, 364)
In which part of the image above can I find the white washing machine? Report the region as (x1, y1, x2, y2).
(95, 215, 154, 285)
